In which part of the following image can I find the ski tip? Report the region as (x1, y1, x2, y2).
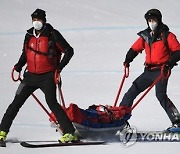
(20, 142, 30, 148)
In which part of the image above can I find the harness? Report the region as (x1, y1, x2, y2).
(26, 30, 57, 56)
(25, 30, 61, 67)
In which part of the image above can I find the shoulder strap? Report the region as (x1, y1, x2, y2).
(27, 46, 49, 56)
(48, 30, 56, 57)
(162, 31, 170, 50)
(161, 31, 171, 56)
(48, 30, 61, 57)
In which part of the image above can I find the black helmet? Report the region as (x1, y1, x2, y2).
(31, 9, 46, 22)
(144, 9, 162, 23)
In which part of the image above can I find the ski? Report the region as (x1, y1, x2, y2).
(20, 141, 106, 148)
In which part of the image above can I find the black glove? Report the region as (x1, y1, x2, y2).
(57, 63, 65, 72)
(57, 47, 74, 72)
(165, 50, 180, 70)
(14, 63, 22, 72)
(165, 61, 177, 70)
(123, 62, 130, 67)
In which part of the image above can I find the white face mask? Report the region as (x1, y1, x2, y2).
(148, 21, 158, 31)
(32, 21, 43, 30)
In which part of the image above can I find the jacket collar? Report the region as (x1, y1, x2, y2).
(137, 24, 169, 45)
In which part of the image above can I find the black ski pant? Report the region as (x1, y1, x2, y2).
(120, 69, 180, 124)
(0, 71, 75, 134)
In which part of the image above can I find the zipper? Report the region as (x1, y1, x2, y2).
(149, 43, 152, 64)
(34, 38, 39, 73)
(149, 34, 154, 64)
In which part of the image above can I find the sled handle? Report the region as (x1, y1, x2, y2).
(114, 66, 129, 107)
(124, 65, 129, 78)
(11, 67, 21, 82)
(54, 70, 66, 109)
(161, 65, 171, 79)
(54, 69, 60, 84)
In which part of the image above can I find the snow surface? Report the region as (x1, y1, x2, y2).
(1, 0, 180, 153)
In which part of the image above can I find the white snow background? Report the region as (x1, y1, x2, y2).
(0, 0, 180, 153)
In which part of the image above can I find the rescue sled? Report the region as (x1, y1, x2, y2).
(71, 104, 131, 138)
(49, 103, 131, 138)
(73, 122, 125, 139)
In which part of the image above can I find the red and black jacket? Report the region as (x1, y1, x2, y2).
(124, 24, 180, 68)
(15, 23, 74, 74)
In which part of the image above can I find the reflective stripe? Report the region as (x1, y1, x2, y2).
(16, 83, 25, 95)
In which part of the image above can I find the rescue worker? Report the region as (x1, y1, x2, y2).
(120, 9, 180, 132)
(0, 9, 78, 146)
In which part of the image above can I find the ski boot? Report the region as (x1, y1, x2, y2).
(167, 123, 180, 133)
(0, 131, 7, 147)
(58, 133, 79, 143)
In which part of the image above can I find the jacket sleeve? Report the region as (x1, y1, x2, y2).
(53, 29, 74, 70)
(167, 33, 180, 66)
(124, 48, 138, 64)
(169, 50, 180, 65)
(124, 37, 144, 64)
(131, 37, 145, 53)
(15, 35, 28, 69)
(167, 32, 180, 52)
(15, 51, 26, 68)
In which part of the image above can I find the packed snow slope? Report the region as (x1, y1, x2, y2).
(0, 0, 180, 153)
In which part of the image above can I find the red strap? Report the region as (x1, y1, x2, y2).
(11, 67, 21, 82)
(114, 66, 129, 107)
(54, 69, 60, 84)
